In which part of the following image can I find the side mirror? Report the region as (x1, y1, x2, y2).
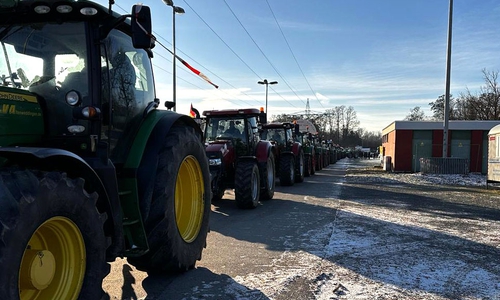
(131, 5, 155, 49)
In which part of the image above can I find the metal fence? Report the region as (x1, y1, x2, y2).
(419, 157, 469, 174)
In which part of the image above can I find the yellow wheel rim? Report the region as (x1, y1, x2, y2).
(19, 217, 86, 300)
(175, 155, 205, 243)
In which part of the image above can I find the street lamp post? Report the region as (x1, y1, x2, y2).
(258, 79, 278, 113)
(443, 0, 453, 158)
(163, 0, 185, 112)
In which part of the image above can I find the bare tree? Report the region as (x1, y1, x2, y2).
(429, 94, 456, 120)
(342, 106, 359, 142)
(404, 106, 426, 121)
(448, 69, 500, 120)
(334, 106, 345, 144)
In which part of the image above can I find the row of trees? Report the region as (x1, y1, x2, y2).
(405, 69, 500, 121)
(269, 69, 498, 148)
(272, 105, 381, 148)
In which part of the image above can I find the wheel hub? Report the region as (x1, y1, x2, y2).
(20, 250, 56, 290)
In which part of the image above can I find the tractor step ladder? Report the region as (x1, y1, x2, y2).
(117, 179, 149, 257)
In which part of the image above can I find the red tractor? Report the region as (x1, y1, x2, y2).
(260, 122, 305, 186)
(202, 108, 275, 209)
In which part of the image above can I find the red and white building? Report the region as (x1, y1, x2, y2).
(381, 120, 500, 174)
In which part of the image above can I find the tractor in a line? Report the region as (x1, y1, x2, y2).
(0, 1, 211, 299)
(260, 122, 305, 186)
(202, 108, 276, 208)
(294, 130, 316, 177)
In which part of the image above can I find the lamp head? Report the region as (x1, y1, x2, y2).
(270, 81, 278, 85)
(163, 0, 173, 6)
(174, 6, 185, 14)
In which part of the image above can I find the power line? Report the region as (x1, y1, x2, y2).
(264, 0, 325, 109)
(117, 2, 302, 110)
(115, 3, 258, 108)
(222, 0, 301, 108)
(180, 0, 295, 108)
(183, 0, 260, 80)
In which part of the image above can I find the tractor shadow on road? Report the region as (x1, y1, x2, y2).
(140, 267, 270, 300)
(206, 160, 500, 298)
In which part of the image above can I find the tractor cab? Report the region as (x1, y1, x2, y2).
(201, 108, 275, 208)
(0, 0, 156, 162)
(203, 108, 261, 157)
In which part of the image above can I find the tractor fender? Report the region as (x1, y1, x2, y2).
(132, 110, 203, 203)
(292, 142, 302, 156)
(255, 140, 273, 163)
(127, 110, 202, 171)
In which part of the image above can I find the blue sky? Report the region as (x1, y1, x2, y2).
(98, 0, 500, 132)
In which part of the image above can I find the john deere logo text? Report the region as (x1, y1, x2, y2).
(1, 104, 41, 117)
(0, 92, 37, 103)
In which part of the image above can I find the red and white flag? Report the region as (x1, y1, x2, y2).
(179, 58, 219, 89)
(131, 12, 219, 89)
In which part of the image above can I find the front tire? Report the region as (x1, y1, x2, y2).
(279, 154, 295, 186)
(295, 151, 305, 183)
(304, 154, 311, 177)
(234, 161, 260, 209)
(0, 170, 108, 300)
(128, 125, 211, 273)
(259, 152, 275, 200)
(310, 154, 316, 175)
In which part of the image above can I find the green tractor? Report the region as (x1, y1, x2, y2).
(294, 130, 316, 177)
(312, 134, 324, 171)
(0, 1, 211, 299)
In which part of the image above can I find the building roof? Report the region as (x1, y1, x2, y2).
(382, 120, 500, 135)
(295, 119, 318, 134)
(488, 124, 500, 136)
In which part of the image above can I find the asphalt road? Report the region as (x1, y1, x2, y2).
(103, 158, 351, 299)
(103, 158, 500, 299)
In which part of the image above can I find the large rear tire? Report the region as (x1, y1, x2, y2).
(259, 152, 275, 200)
(279, 154, 295, 186)
(128, 125, 211, 274)
(234, 161, 260, 209)
(0, 170, 109, 300)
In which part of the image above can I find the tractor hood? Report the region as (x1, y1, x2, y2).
(205, 142, 230, 156)
(0, 87, 44, 147)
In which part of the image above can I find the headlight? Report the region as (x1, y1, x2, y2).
(209, 158, 222, 166)
(66, 90, 81, 106)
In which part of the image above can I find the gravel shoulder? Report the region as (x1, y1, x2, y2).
(331, 159, 500, 299)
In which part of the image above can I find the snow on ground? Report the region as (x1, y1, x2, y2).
(229, 159, 500, 300)
(345, 158, 487, 187)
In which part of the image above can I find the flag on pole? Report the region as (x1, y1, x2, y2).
(189, 103, 196, 118)
(132, 9, 219, 89)
(190, 103, 200, 118)
(179, 58, 219, 89)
